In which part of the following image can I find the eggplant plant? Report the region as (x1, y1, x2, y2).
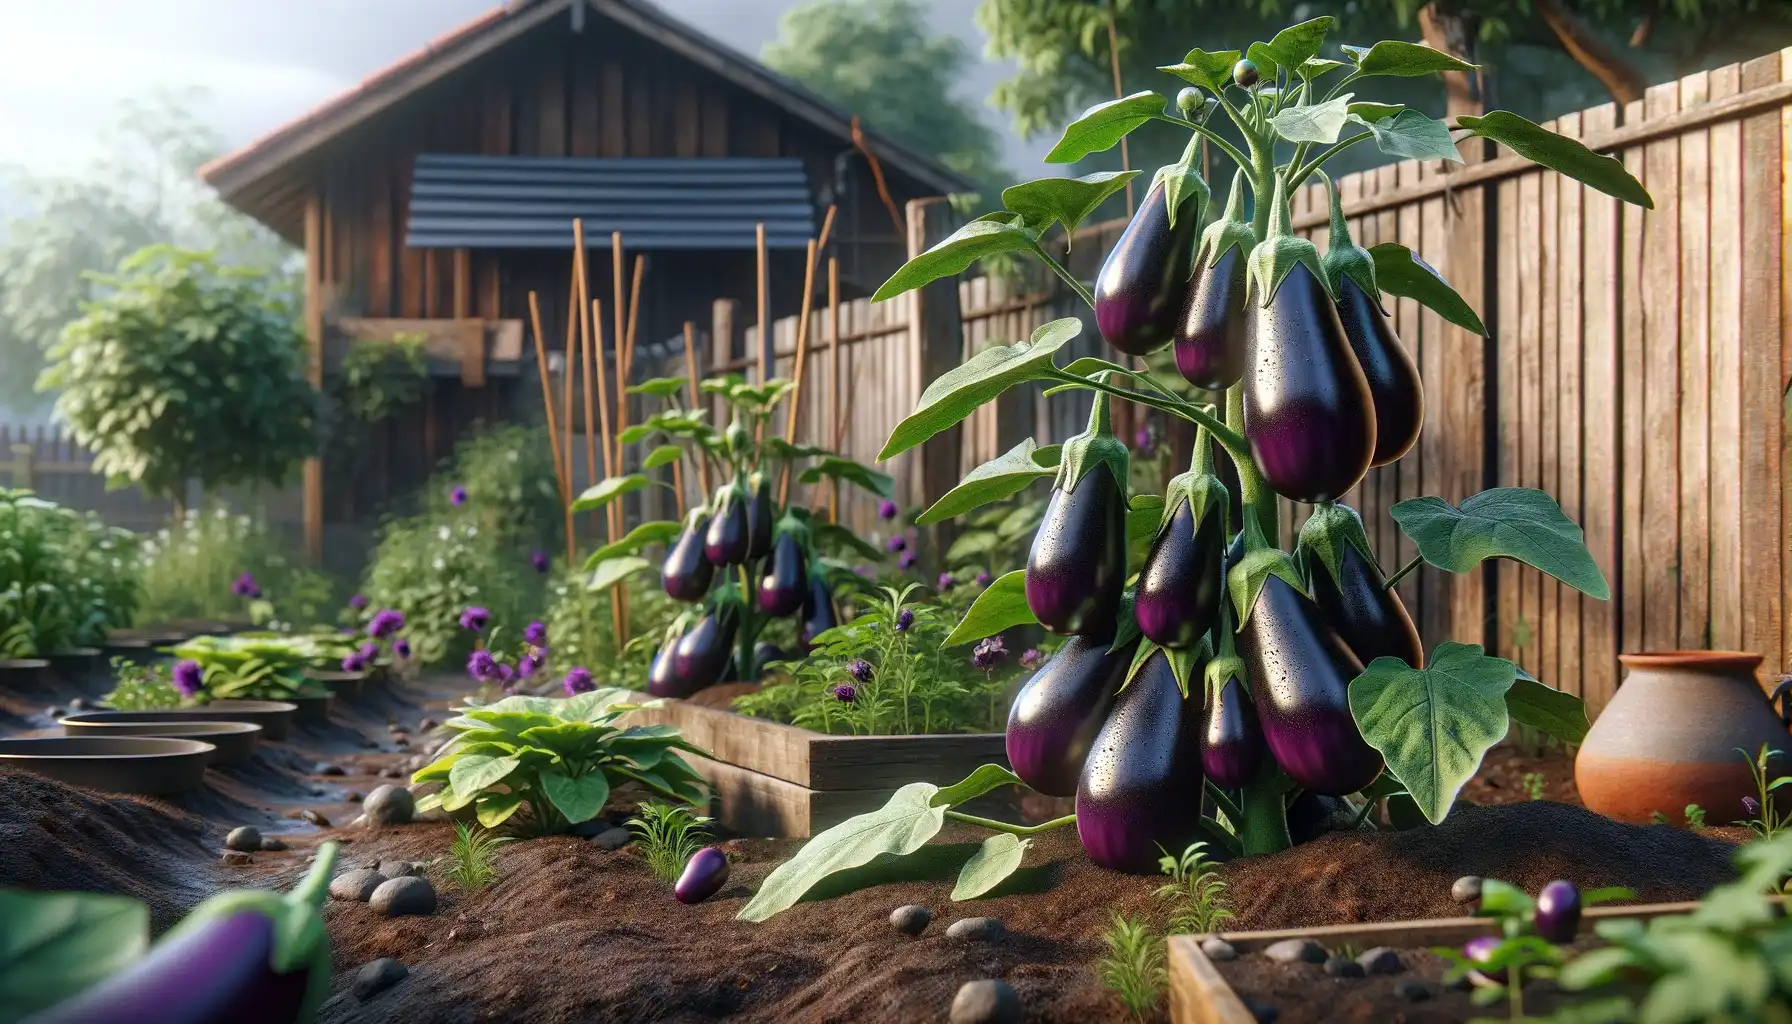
(570, 373, 895, 697)
(738, 16, 1644, 916)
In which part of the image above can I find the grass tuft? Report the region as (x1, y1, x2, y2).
(1156, 841, 1233, 935)
(1098, 914, 1166, 1021)
(442, 821, 512, 892)
(628, 801, 712, 883)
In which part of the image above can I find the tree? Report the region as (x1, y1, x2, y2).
(763, 0, 1009, 193)
(39, 246, 319, 503)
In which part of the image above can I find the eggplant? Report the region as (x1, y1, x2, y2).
(662, 514, 715, 602)
(1027, 462, 1127, 636)
(1203, 674, 1265, 788)
(646, 635, 682, 698)
(1175, 247, 1250, 390)
(1462, 934, 1508, 985)
(1334, 275, 1422, 467)
(799, 575, 838, 649)
(756, 532, 808, 616)
(1534, 880, 1581, 944)
(1243, 262, 1377, 504)
(1094, 180, 1202, 356)
(1006, 635, 1135, 797)
(704, 490, 750, 566)
(1308, 535, 1423, 669)
(671, 611, 737, 694)
(1075, 649, 1206, 873)
(750, 641, 786, 679)
(675, 847, 731, 904)
(1136, 496, 1223, 648)
(1238, 571, 1383, 796)
(744, 477, 775, 560)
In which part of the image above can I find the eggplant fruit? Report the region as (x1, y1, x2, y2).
(799, 575, 838, 649)
(1136, 496, 1223, 648)
(671, 612, 737, 694)
(1534, 880, 1581, 943)
(1243, 263, 1377, 504)
(662, 515, 715, 602)
(1333, 275, 1423, 467)
(675, 847, 731, 904)
(1027, 463, 1127, 636)
(1238, 572, 1383, 796)
(1462, 935, 1508, 985)
(1075, 650, 1206, 873)
(756, 533, 808, 617)
(745, 479, 775, 560)
(704, 492, 750, 566)
(646, 635, 682, 698)
(1093, 180, 1201, 356)
(1203, 675, 1265, 788)
(1006, 635, 1134, 797)
(1308, 538, 1423, 669)
(1175, 247, 1250, 389)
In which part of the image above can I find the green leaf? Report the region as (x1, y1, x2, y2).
(1347, 101, 1404, 123)
(952, 833, 1031, 900)
(570, 473, 660, 513)
(1348, 40, 1479, 78)
(737, 782, 948, 922)
(1356, 109, 1463, 163)
(642, 444, 683, 470)
(1506, 672, 1591, 746)
(812, 522, 885, 562)
(475, 790, 525, 828)
(1127, 494, 1166, 551)
(626, 377, 687, 398)
(1002, 171, 1140, 236)
(942, 570, 1036, 647)
(1349, 642, 1519, 824)
(798, 457, 895, 499)
(588, 555, 654, 592)
(1390, 487, 1610, 599)
(541, 770, 610, 824)
(1368, 242, 1487, 335)
(932, 764, 1026, 808)
(1158, 48, 1240, 93)
(1300, 57, 1347, 79)
(1269, 94, 1354, 144)
(871, 216, 1039, 303)
(880, 317, 1080, 460)
(1045, 91, 1167, 164)
(918, 440, 1060, 525)
(1457, 111, 1653, 209)
(449, 753, 520, 795)
(1254, 16, 1335, 73)
(0, 890, 149, 1018)
(583, 520, 683, 568)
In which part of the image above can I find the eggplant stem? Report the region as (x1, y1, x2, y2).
(1201, 816, 1245, 857)
(1028, 241, 1096, 309)
(1226, 385, 1278, 542)
(1287, 131, 1375, 192)
(1347, 796, 1378, 830)
(1151, 114, 1252, 176)
(1204, 779, 1245, 825)
(291, 841, 340, 909)
(1383, 554, 1423, 590)
(943, 810, 1077, 837)
(1046, 369, 1247, 459)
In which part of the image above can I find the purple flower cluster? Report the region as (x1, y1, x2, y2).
(467, 649, 498, 681)
(519, 651, 544, 678)
(523, 621, 548, 649)
(348, 593, 369, 611)
(449, 485, 469, 507)
(972, 635, 1007, 671)
(895, 608, 914, 633)
(367, 609, 405, 639)
(1134, 425, 1155, 455)
(563, 666, 595, 696)
(849, 659, 874, 683)
(975, 571, 992, 587)
(832, 683, 857, 703)
(1744, 795, 1762, 818)
(878, 499, 899, 521)
(885, 535, 907, 553)
(392, 639, 412, 660)
(231, 572, 261, 599)
(1019, 647, 1044, 671)
(937, 572, 955, 592)
(341, 652, 368, 673)
(171, 659, 203, 698)
(459, 606, 490, 632)
(898, 551, 917, 570)
(531, 550, 550, 574)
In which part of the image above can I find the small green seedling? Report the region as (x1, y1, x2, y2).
(442, 822, 511, 892)
(1156, 841, 1233, 935)
(628, 801, 713, 884)
(1097, 914, 1165, 1022)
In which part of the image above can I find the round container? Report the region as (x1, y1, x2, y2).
(58, 715, 262, 766)
(62, 700, 299, 742)
(0, 658, 51, 695)
(304, 669, 367, 700)
(0, 736, 214, 795)
(44, 647, 104, 688)
(1576, 651, 1792, 824)
(288, 692, 334, 725)
(101, 638, 170, 667)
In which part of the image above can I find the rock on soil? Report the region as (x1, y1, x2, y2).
(330, 869, 384, 902)
(945, 917, 1005, 942)
(587, 827, 632, 851)
(1265, 938, 1326, 964)
(220, 851, 253, 866)
(949, 979, 1022, 1024)
(314, 762, 345, 776)
(352, 958, 408, 1001)
(1201, 937, 1238, 961)
(362, 785, 414, 827)
(889, 904, 931, 936)
(225, 826, 262, 851)
(1357, 947, 1403, 975)
(1396, 979, 1432, 1002)
(1323, 954, 1365, 978)
(377, 860, 416, 879)
(259, 837, 287, 852)
(370, 876, 436, 917)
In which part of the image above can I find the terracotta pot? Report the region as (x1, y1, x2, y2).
(1576, 651, 1791, 825)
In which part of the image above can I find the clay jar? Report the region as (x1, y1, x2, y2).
(1576, 651, 1791, 825)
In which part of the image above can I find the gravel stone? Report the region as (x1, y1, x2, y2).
(352, 958, 408, 1001)
(948, 979, 1021, 1024)
(329, 868, 384, 902)
(258, 837, 288, 852)
(220, 851, 253, 866)
(381, 767, 406, 779)
(889, 905, 931, 936)
(313, 762, 345, 776)
(588, 827, 633, 851)
(1357, 947, 1404, 975)
(298, 809, 330, 828)
(369, 876, 436, 917)
(417, 717, 439, 732)
(1263, 938, 1326, 964)
(1199, 937, 1238, 961)
(1452, 875, 1483, 905)
(377, 859, 416, 879)
(362, 785, 415, 827)
(945, 917, 1005, 942)
(1395, 980, 1432, 1003)
(1245, 998, 1280, 1023)
(1323, 955, 1365, 978)
(224, 826, 262, 852)
(346, 791, 364, 803)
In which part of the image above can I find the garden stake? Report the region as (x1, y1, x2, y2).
(755, 221, 769, 386)
(826, 257, 840, 524)
(682, 321, 711, 494)
(614, 252, 646, 647)
(778, 237, 819, 507)
(560, 261, 580, 548)
(588, 296, 623, 645)
(527, 291, 575, 566)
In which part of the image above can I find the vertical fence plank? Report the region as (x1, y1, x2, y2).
(1582, 101, 1622, 715)
(1557, 111, 1585, 699)
(1395, 160, 1426, 629)
(1642, 81, 1684, 653)
(1539, 123, 1562, 691)
(1678, 71, 1713, 652)
(1621, 97, 1647, 666)
(1497, 176, 1522, 665)
(1708, 66, 1745, 653)
(1741, 52, 1787, 679)
(1516, 169, 1543, 675)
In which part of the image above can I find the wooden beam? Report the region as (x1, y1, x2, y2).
(302, 192, 324, 564)
(907, 197, 964, 550)
(452, 248, 471, 319)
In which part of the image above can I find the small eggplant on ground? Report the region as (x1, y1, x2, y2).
(1533, 880, 1581, 944)
(675, 847, 731, 904)
(671, 609, 738, 694)
(1093, 176, 1204, 357)
(1175, 173, 1253, 390)
(662, 509, 715, 602)
(704, 483, 751, 567)
(1006, 634, 1137, 797)
(1297, 503, 1423, 669)
(1027, 389, 1129, 636)
(1134, 440, 1228, 649)
(756, 528, 809, 617)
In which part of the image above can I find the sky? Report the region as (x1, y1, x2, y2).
(0, 0, 1053, 176)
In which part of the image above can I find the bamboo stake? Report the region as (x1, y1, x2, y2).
(778, 237, 820, 506)
(573, 222, 607, 541)
(605, 233, 625, 550)
(682, 322, 711, 495)
(755, 222, 769, 384)
(528, 291, 575, 566)
(586, 299, 612, 505)
(561, 269, 579, 548)
(825, 257, 840, 524)
(614, 253, 645, 647)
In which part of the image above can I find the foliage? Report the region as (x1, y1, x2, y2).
(441, 822, 512, 892)
(1156, 842, 1233, 935)
(943, 495, 1045, 586)
(133, 505, 331, 628)
(40, 246, 319, 499)
(1522, 772, 1547, 802)
(0, 489, 138, 655)
(412, 690, 706, 835)
(1097, 914, 1167, 1022)
(167, 634, 343, 702)
(100, 659, 184, 711)
(1742, 744, 1792, 840)
(542, 564, 682, 688)
(334, 335, 427, 424)
(627, 801, 714, 884)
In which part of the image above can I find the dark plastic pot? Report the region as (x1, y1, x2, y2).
(0, 736, 214, 795)
(85, 700, 298, 743)
(58, 715, 262, 767)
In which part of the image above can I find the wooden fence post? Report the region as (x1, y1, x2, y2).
(907, 198, 964, 554)
(9, 443, 32, 490)
(711, 299, 738, 429)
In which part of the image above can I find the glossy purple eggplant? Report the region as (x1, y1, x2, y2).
(799, 575, 838, 650)
(1175, 247, 1249, 389)
(1308, 537, 1423, 669)
(1238, 572, 1383, 796)
(662, 515, 715, 602)
(671, 611, 737, 694)
(1243, 263, 1377, 504)
(1094, 180, 1201, 357)
(1075, 649, 1206, 873)
(1006, 635, 1134, 797)
(756, 532, 808, 616)
(744, 479, 775, 560)
(675, 847, 731, 904)
(1463, 934, 1508, 985)
(1534, 880, 1581, 943)
(704, 492, 750, 566)
(646, 635, 682, 698)
(1333, 275, 1423, 467)
(1136, 496, 1223, 648)
(1203, 675, 1265, 788)
(1027, 463, 1127, 636)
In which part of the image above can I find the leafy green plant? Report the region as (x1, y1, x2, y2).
(100, 659, 185, 711)
(133, 505, 331, 627)
(1742, 744, 1792, 840)
(542, 564, 683, 688)
(336, 334, 427, 424)
(441, 822, 512, 892)
(1156, 842, 1233, 935)
(1521, 772, 1546, 802)
(1097, 914, 1166, 1022)
(1683, 804, 1706, 832)
(0, 490, 130, 655)
(942, 494, 1045, 586)
(167, 634, 342, 701)
(627, 801, 713, 884)
(412, 690, 706, 835)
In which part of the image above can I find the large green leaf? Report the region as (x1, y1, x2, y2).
(570, 473, 661, 513)
(932, 764, 1026, 807)
(917, 440, 1060, 525)
(475, 790, 525, 828)
(1002, 171, 1140, 236)
(641, 444, 684, 470)
(880, 317, 1081, 460)
(1348, 39, 1478, 78)
(1250, 16, 1336, 74)
(1046, 91, 1166, 164)
(798, 457, 895, 498)
(583, 520, 683, 569)
(952, 833, 1031, 901)
(0, 890, 149, 1019)
(588, 555, 654, 592)
(449, 753, 521, 795)
(871, 216, 1038, 302)
(812, 522, 885, 562)
(737, 782, 948, 922)
(1158, 48, 1241, 93)
(1507, 671, 1591, 746)
(541, 770, 610, 824)
(1457, 111, 1653, 209)
(1349, 643, 1518, 824)
(625, 376, 688, 398)
(1390, 487, 1611, 599)
(1126, 494, 1166, 551)
(1356, 109, 1463, 163)
(942, 570, 1036, 647)
(1269, 94, 1354, 144)
(1368, 243, 1486, 335)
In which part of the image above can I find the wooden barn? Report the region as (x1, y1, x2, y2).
(199, 0, 971, 568)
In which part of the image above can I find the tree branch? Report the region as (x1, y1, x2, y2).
(1531, 0, 1648, 106)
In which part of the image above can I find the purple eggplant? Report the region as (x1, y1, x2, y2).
(662, 514, 715, 602)
(646, 634, 682, 698)
(1006, 635, 1134, 797)
(1175, 247, 1249, 389)
(756, 532, 808, 616)
(1306, 532, 1423, 669)
(1238, 572, 1383, 796)
(1334, 276, 1422, 467)
(675, 847, 731, 904)
(1203, 674, 1265, 788)
(744, 477, 775, 560)
(1027, 463, 1127, 636)
(1534, 880, 1581, 943)
(1094, 180, 1202, 357)
(1462, 934, 1508, 985)
(1243, 262, 1377, 504)
(1075, 649, 1206, 873)
(704, 489, 750, 566)
(799, 575, 838, 650)
(671, 611, 737, 694)
(1136, 495, 1224, 648)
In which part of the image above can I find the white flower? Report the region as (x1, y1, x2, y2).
(464, 526, 477, 538)
(438, 525, 451, 541)
(507, 450, 519, 462)
(215, 507, 229, 519)
(432, 558, 445, 571)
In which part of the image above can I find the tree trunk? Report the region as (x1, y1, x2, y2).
(1417, 3, 1485, 120)
(1531, 0, 1648, 106)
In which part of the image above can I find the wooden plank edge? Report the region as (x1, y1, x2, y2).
(1169, 937, 1258, 1024)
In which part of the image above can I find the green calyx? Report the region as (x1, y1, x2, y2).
(1245, 173, 1330, 307)
(725, 417, 752, 458)
(1161, 469, 1231, 542)
(1227, 508, 1305, 630)
(1153, 134, 1211, 232)
(1316, 171, 1381, 306)
(1197, 171, 1257, 271)
(1295, 501, 1379, 591)
(1204, 649, 1248, 704)
(1123, 634, 1210, 697)
(1055, 384, 1130, 497)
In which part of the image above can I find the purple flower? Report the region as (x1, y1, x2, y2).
(459, 606, 490, 632)
(1020, 647, 1044, 670)
(895, 608, 915, 633)
(898, 550, 917, 570)
(358, 641, 380, 662)
(450, 485, 468, 507)
(885, 535, 907, 553)
(171, 659, 203, 698)
(497, 663, 517, 685)
(367, 609, 405, 638)
(393, 638, 412, 660)
(849, 659, 873, 683)
(878, 499, 898, 521)
(972, 635, 1008, 670)
(563, 666, 595, 696)
(1744, 795, 1762, 818)
(523, 621, 548, 649)
(531, 550, 550, 573)
(348, 593, 369, 611)
(975, 571, 992, 587)
(467, 649, 498, 681)
(833, 684, 857, 703)
(519, 651, 543, 678)
(231, 572, 260, 598)
(937, 572, 955, 591)
(341, 654, 368, 673)
(1134, 426, 1155, 454)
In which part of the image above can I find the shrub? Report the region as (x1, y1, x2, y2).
(133, 506, 331, 627)
(100, 659, 184, 711)
(0, 490, 138, 655)
(542, 564, 683, 689)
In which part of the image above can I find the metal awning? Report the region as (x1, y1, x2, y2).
(404, 154, 817, 250)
